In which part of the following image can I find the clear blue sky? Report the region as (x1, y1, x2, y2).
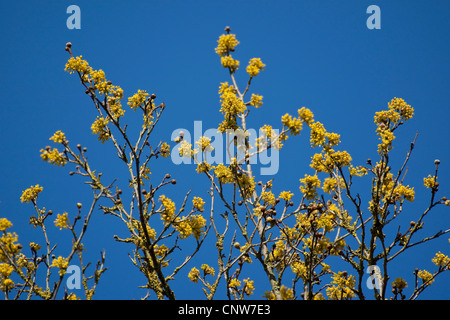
(1, 0, 449, 299)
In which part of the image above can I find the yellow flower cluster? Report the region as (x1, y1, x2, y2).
(374, 98, 414, 155)
(0, 262, 14, 291)
(326, 271, 356, 300)
(432, 252, 450, 268)
(0, 218, 12, 232)
(423, 175, 437, 189)
(51, 256, 69, 276)
(54, 212, 70, 230)
(392, 184, 415, 202)
(214, 163, 234, 184)
(220, 85, 246, 116)
(196, 136, 214, 153)
(281, 113, 303, 136)
(159, 195, 176, 224)
(178, 140, 197, 158)
(261, 191, 275, 206)
(159, 142, 171, 158)
(20, 185, 44, 203)
(127, 89, 149, 111)
(91, 116, 110, 143)
(246, 58, 266, 77)
(65, 55, 91, 74)
(249, 94, 263, 108)
(215, 34, 240, 57)
(299, 174, 321, 200)
(174, 215, 207, 240)
(201, 264, 215, 277)
(49, 130, 66, 144)
(40, 147, 67, 166)
(279, 191, 293, 202)
(221, 55, 240, 72)
(192, 196, 205, 212)
(417, 270, 434, 284)
(298, 107, 314, 124)
(322, 177, 345, 194)
(264, 285, 294, 300)
(188, 267, 200, 283)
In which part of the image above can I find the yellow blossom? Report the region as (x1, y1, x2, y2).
(65, 55, 91, 74)
(20, 185, 43, 203)
(221, 55, 240, 72)
(49, 131, 66, 144)
(246, 58, 265, 77)
(159, 142, 171, 158)
(417, 270, 434, 285)
(40, 147, 67, 166)
(299, 174, 321, 200)
(159, 195, 176, 224)
(192, 197, 205, 212)
(432, 252, 450, 269)
(91, 116, 110, 143)
(54, 212, 70, 230)
(243, 278, 255, 296)
(51, 256, 69, 276)
(249, 94, 263, 108)
(298, 107, 314, 125)
(279, 191, 294, 202)
(388, 97, 414, 121)
(229, 278, 241, 288)
(215, 34, 239, 57)
(0, 218, 13, 232)
(261, 191, 275, 206)
(201, 264, 215, 277)
(127, 90, 149, 110)
(423, 175, 437, 189)
(214, 163, 234, 184)
(188, 267, 200, 283)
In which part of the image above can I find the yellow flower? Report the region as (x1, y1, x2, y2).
(20, 185, 43, 203)
(178, 140, 197, 158)
(261, 191, 275, 206)
(29, 242, 41, 252)
(214, 164, 234, 184)
(322, 177, 345, 194)
(40, 147, 67, 166)
(243, 278, 255, 296)
(221, 55, 240, 72)
(160, 142, 171, 158)
(279, 191, 293, 202)
(432, 252, 450, 268)
(309, 121, 326, 147)
(220, 87, 246, 115)
(298, 107, 314, 125)
(159, 195, 176, 224)
(51, 256, 69, 276)
(188, 267, 200, 283)
(66, 293, 80, 300)
(49, 131, 66, 144)
(127, 90, 149, 110)
(192, 197, 205, 212)
(388, 97, 414, 121)
(215, 34, 240, 57)
(326, 272, 356, 300)
(0, 263, 14, 278)
(349, 165, 368, 177)
(423, 175, 437, 189)
(229, 278, 241, 288)
(54, 212, 70, 230)
(65, 55, 91, 74)
(417, 270, 434, 285)
(249, 94, 263, 108)
(0, 218, 13, 232)
(281, 113, 302, 136)
(299, 174, 321, 200)
(392, 184, 415, 202)
(201, 264, 215, 277)
(280, 285, 294, 300)
(196, 136, 214, 153)
(91, 116, 110, 143)
(246, 58, 265, 77)
(189, 215, 207, 240)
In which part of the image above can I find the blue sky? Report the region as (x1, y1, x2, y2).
(1, 0, 449, 299)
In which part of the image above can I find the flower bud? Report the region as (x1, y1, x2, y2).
(76, 203, 82, 209)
